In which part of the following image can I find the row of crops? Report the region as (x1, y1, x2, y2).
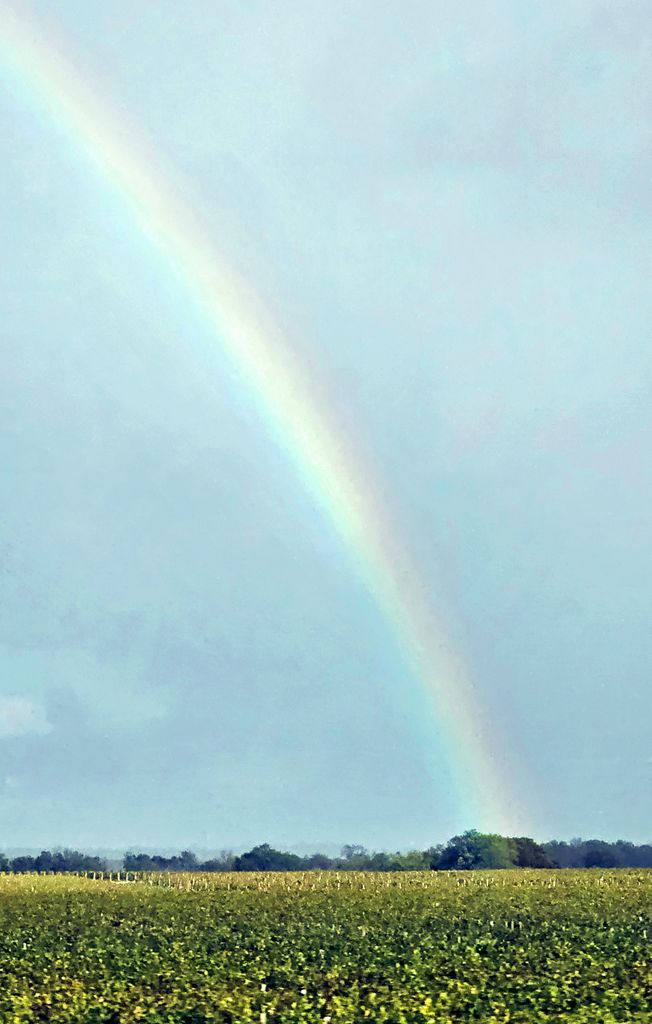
(0, 869, 649, 1022)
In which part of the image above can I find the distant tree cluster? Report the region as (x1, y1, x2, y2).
(436, 832, 555, 870)
(122, 832, 652, 873)
(0, 849, 106, 873)
(544, 839, 652, 869)
(2, 834, 651, 874)
(123, 850, 234, 872)
(230, 844, 438, 872)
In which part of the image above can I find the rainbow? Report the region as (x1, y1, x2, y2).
(0, 5, 523, 833)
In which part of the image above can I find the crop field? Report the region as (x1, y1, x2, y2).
(0, 870, 649, 1023)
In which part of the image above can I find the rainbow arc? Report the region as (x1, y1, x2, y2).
(0, 4, 523, 833)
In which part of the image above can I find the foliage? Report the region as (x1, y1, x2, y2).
(118, 833, 652, 873)
(512, 837, 555, 869)
(6, 849, 106, 873)
(0, 870, 649, 1022)
(437, 831, 519, 870)
(124, 851, 205, 873)
(233, 844, 305, 872)
(544, 840, 652, 870)
(3, 835, 652, 877)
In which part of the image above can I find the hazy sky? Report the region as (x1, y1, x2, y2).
(1, 0, 651, 851)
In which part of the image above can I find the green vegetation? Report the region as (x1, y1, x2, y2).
(0, 849, 106, 874)
(121, 833, 652, 873)
(5, 834, 652, 875)
(0, 869, 649, 1022)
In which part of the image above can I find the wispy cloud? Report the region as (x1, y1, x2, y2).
(0, 697, 52, 739)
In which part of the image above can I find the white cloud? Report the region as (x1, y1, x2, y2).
(0, 644, 176, 736)
(0, 697, 52, 739)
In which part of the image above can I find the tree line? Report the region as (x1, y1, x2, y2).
(3, 832, 650, 873)
(0, 849, 106, 873)
(122, 834, 652, 871)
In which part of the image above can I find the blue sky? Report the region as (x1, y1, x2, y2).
(1, 0, 651, 850)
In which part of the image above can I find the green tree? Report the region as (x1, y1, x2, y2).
(124, 853, 158, 871)
(438, 830, 517, 869)
(341, 845, 368, 862)
(583, 841, 619, 868)
(234, 844, 304, 872)
(178, 850, 198, 871)
(11, 855, 36, 873)
(512, 837, 554, 868)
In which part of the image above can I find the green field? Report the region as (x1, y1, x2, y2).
(0, 870, 650, 1023)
